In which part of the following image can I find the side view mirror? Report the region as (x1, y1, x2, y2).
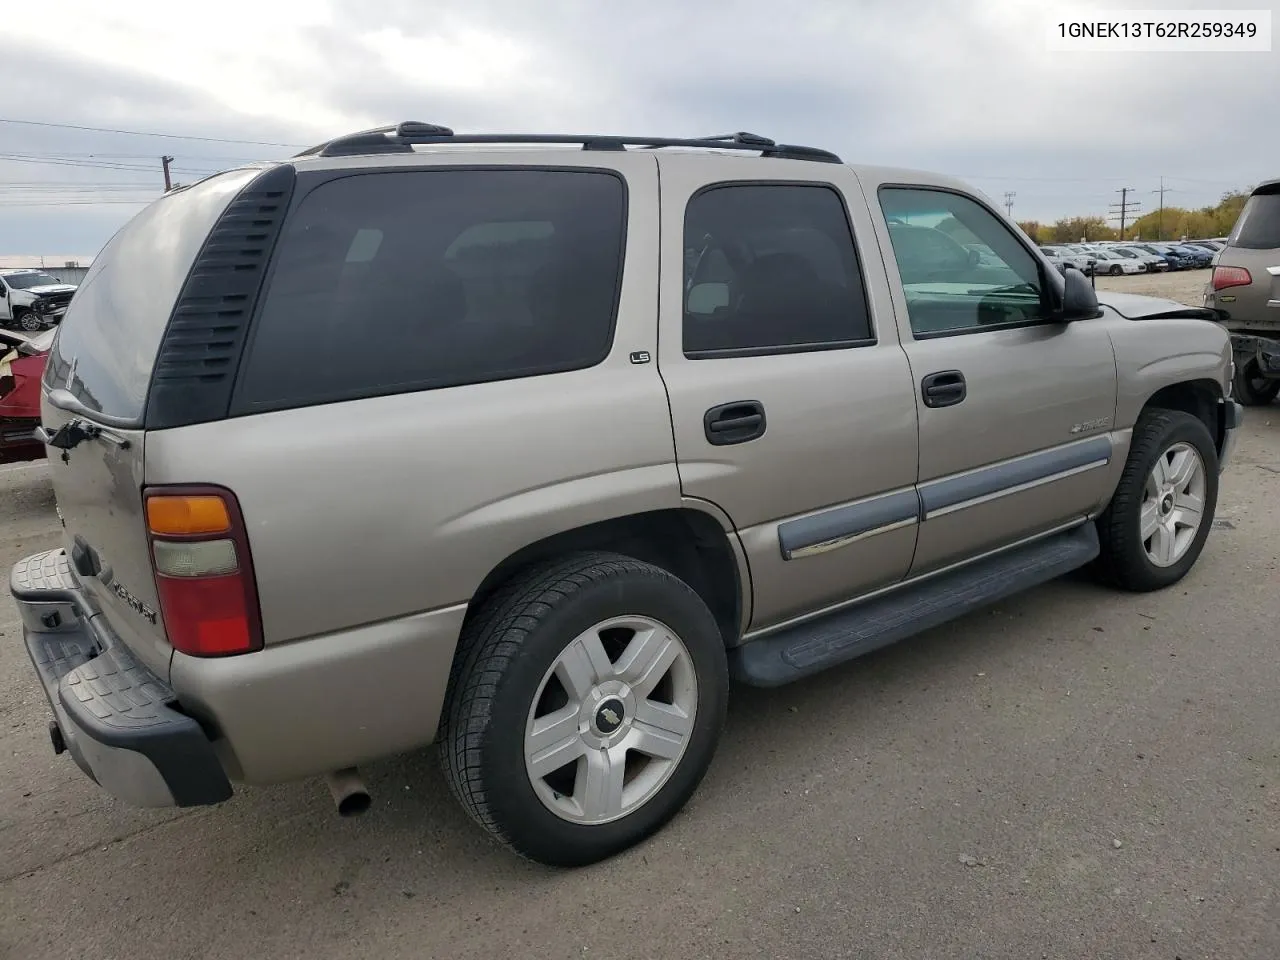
(1052, 265, 1102, 322)
(967, 248, 981, 268)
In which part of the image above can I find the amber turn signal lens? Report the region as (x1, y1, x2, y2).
(146, 495, 231, 536)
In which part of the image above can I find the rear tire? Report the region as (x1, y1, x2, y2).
(1233, 359, 1280, 406)
(1095, 409, 1218, 592)
(439, 552, 729, 867)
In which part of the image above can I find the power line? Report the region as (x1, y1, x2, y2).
(0, 117, 303, 147)
(1003, 191, 1016, 217)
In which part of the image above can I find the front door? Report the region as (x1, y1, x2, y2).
(656, 159, 920, 632)
(872, 183, 1119, 576)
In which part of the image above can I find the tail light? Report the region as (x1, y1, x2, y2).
(144, 486, 263, 657)
(1212, 265, 1252, 291)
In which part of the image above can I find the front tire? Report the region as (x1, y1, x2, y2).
(1096, 409, 1219, 592)
(439, 552, 729, 867)
(1109, 264, 1123, 276)
(1233, 358, 1280, 406)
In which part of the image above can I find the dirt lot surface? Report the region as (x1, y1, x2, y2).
(1095, 266, 1211, 307)
(2, 268, 1276, 960)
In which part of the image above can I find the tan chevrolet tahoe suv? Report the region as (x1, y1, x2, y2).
(11, 123, 1243, 867)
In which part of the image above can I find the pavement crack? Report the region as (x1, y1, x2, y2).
(0, 810, 210, 885)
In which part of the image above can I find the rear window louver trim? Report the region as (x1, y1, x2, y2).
(144, 164, 297, 430)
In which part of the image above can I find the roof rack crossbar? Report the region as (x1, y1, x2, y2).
(296, 123, 841, 163)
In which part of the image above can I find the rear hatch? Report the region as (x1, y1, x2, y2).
(38, 168, 263, 678)
(1214, 184, 1280, 328)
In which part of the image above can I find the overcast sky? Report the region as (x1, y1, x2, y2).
(2, 0, 1276, 257)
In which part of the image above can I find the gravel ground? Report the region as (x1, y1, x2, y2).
(1094, 266, 1212, 307)
(2, 279, 1276, 960)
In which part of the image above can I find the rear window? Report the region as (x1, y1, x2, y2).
(43, 169, 260, 423)
(232, 168, 627, 413)
(1227, 191, 1280, 250)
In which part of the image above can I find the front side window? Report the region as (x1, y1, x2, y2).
(879, 187, 1045, 338)
(234, 168, 627, 412)
(682, 183, 873, 358)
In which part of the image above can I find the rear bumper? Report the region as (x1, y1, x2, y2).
(11, 550, 232, 807)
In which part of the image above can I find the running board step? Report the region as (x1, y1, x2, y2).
(730, 523, 1100, 687)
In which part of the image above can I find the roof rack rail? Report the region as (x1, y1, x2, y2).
(293, 122, 842, 163)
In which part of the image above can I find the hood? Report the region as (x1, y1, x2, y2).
(27, 283, 77, 296)
(0, 327, 54, 356)
(1096, 291, 1218, 322)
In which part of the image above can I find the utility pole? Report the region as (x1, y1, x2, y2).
(1151, 177, 1173, 240)
(162, 155, 174, 192)
(1108, 187, 1141, 240)
(1003, 191, 1016, 218)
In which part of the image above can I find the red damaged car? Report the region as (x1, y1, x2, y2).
(0, 327, 53, 463)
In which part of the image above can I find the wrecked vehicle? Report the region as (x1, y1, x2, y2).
(0, 269, 77, 332)
(0, 327, 51, 462)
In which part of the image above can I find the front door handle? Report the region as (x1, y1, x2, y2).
(921, 370, 966, 408)
(704, 400, 767, 445)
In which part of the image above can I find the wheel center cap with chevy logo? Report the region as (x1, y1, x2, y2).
(594, 698, 625, 735)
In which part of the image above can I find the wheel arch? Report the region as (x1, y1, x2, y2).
(464, 505, 750, 648)
(1141, 378, 1223, 447)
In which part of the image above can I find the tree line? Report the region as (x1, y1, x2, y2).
(1015, 190, 1249, 244)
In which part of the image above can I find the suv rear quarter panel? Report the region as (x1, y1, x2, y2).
(143, 152, 680, 648)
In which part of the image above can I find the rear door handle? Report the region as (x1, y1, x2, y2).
(921, 370, 966, 408)
(704, 400, 767, 445)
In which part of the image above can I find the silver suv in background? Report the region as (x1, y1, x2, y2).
(12, 124, 1241, 867)
(1204, 179, 1280, 404)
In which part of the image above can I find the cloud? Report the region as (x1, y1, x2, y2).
(1, 0, 1275, 253)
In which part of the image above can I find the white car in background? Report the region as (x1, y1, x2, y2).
(1111, 245, 1168, 272)
(1042, 245, 1096, 274)
(0, 269, 77, 331)
(1090, 249, 1145, 275)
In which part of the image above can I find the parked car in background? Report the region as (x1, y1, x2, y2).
(0, 327, 51, 462)
(1169, 244, 1213, 268)
(1042, 245, 1095, 275)
(1204, 178, 1280, 405)
(1128, 243, 1189, 271)
(0, 269, 77, 332)
(1091, 249, 1144, 275)
(1185, 240, 1224, 253)
(1112, 245, 1167, 272)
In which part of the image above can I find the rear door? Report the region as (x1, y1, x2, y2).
(869, 179, 1118, 575)
(38, 168, 263, 677)
(1215, 186, 1280, 329)
(657, 158, 920, 632)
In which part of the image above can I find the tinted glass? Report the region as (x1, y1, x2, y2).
(44, 168, 259, 422)
(234, 169, 626, 411)
(681, 183, 872, 357)
(878, 187, 1044, 337)
(1228, 192, 1280, 249)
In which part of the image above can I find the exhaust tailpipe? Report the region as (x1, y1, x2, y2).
(323, 767, 371, 817)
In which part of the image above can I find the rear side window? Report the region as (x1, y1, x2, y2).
(43, 168, 259, 423)
(682, 183, 873, 358)
(1228, 191, 1280, 250)
(233, 168, 626, 412)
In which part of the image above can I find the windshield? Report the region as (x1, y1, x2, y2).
(1228, 192, 1280, 249)
(2, 272, 62, 290)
